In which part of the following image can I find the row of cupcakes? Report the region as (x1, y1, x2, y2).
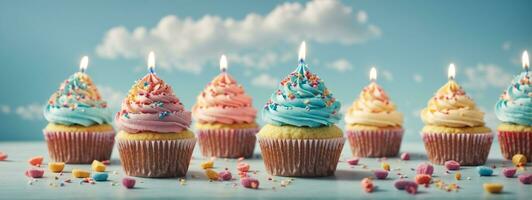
(41, 42, 531, 178)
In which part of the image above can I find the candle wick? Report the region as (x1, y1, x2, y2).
(149, 67, 155, 74)
(299, 59, 305, 64)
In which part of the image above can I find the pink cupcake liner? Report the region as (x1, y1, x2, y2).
(421, 132, 493, 166)
(346, 128, 404, 157)
(197, 128, 259, 158)
(43, 130, 115, 164)
(117, 138, 196, 178)
(258, 137, 345, 177)
(498, 131, 532, 161)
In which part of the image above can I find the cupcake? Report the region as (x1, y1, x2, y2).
(344, 67, 404, 157)
(495, 51, 531, 161)
(43, 57, 115, 164)
(192, 55, 258, 158)
(257, 42, 344, 177)
(421, 64, 492, 165)
(115, 53, 195, 177)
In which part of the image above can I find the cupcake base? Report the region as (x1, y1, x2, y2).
(346, 128, 403, 157)
(258, 137, 344, 177)
(421, 132, 493, 166)
(498, 131, 532, 161)
(43, 130, 115, 164)
(117, 138, 196, 178)
(197, 128, 258, 158)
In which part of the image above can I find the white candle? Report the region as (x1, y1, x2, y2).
(298, 41, 306, 63)
(370, 67, 377, 82)
(79, 56, 89, 73)
(522, 50, 529, 72)
(220, 54, 228, 72)
(448, 63, 456, 80)
(148, 51, 155, 74)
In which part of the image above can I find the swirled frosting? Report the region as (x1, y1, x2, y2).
(192, 72, 256, 124)
(421, 80, 485, 128)
(115, 73, 191, 133)
(44, 72, 112, 126)
(262, 62, 341, 127)
(495, 72, 531, 126)
(344, 82, 403, 127)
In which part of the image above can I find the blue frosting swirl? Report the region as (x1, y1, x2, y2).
(262, 62, 341, 127)
(495, 71, 531, 126)
(44, 72, 112, 126)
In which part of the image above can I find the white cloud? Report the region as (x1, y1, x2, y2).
(479, 106, 498, 129)
(462, 64, 512, 91)
(381, 69, 393, 81)
(251, 73, 279, 89)
(95, 0, 381, 74)
(502, 41, 511, 51)
(327, 58, 353, 72)
(98, 85, 125, 110)
(413, 74, 423, 83)
(411, 108, 422, 118)
(0, 105, 11, 114)
(15, 103, 44, 120)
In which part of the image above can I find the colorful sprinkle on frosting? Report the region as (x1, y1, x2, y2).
(115, 73, 191, 133)
(495, 72, 531, 126)
(44, 72, 112, 126)
(262, 62, 341, 127)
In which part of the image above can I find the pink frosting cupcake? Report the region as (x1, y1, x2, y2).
(192, 55, 258, 158)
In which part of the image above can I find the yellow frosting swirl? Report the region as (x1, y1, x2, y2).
(421, 80, 485, 128)
(344, 82, 403, 127)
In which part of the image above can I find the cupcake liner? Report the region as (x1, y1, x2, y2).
(258, 137, 345, 177)
(117, 138, 196, 178)
(197, 128, 259, 158)
(421, 132, 493, 166)
(346, 128, 404, 157)
(43, 130, 115, 164)
(498, 131, 532, 161)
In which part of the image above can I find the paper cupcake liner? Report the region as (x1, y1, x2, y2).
(421, 132, 493, 166)
(346, 128, 404, 157)
(258, 137, 345, 177)
(43, 130, 115, 164)
(117, 138, 196, 178)
(498, 131, 532, 161)
(197, 128, 259, 158)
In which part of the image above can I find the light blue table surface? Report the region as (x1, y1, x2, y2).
(0, 141, 530, 200)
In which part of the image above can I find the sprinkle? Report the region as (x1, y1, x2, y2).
(518, 174, 532, 184)
(455, 172, 462, 180)
(241, 177, 259, 189)
(374, 169, 388, 180)
(360, 178, 374, 193)
(91, 160, 106, 172)
(483, 183, 503, 194)
(158, 111, 170, 119)
(416, 163, 434, 175)
(205, 169, 219, 181)
(92, 172, 109, 182)
(0, 152, 7, 161)
(28, 156, 44, 166)
(381, 162, 390, 171)
(444, 160, 460, 170)
(25, 168, 44, 178)
(122, 177, 136, 189)
(477, 166, 493, 176)
(72, 169, 91, 178)
(394, 180, 418, 194)
(400, 152, 410, 160)
(502, 167, 517, 178)
(48, 162, 65, 173)
(415, 174, 432, 185)
(201, 161, 214, 169)
(218, 171, 232, 181)
(512, 154, 527, 167)
(237, 162, 250, 172)
(346, 157, 359, 165)
(102, 160, 111, 165)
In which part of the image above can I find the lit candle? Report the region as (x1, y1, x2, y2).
(369, 67, 377, 82)
(220, 54, 228, 73)
(79, 56, 89, 73)
(148, 51, 156, 74)
(298, 41, 306, 64)
(448, 63, 456, 80)
(523, 50, 529, 72)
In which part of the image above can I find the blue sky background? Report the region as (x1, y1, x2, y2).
(0, 0, 531, 141)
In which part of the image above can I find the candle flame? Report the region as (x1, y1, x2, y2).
(220, 54, 228, 72)
(448, 63, 456, 80)
(370, 67, 377, 81)
(79, 56, 89, 73)
(298, 41, 306, 62)
(148, 51, 155, 73)
(523, 50, 529, 70)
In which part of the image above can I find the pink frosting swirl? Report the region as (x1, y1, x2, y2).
(115, 74, 191, 133)
(192, 72, 256, 124)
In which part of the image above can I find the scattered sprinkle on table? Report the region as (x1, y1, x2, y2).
(0, 152, 7, 161)
(502, 167, 517, 178)
(483, 183, 503, 194)
(416, 163, 434, 175)
(72, 169, 90, 178)
(444, 160, 460, 170)
(512, 154, 527, 167)
(374, 170, 388, 180)
(477, 166, 493, 176)
(201, 161, 214, 169)
(400, 152, 410, 160)
(28, 156, 44, 166)
(360, 178, 374, 193)
(518, 174, 532, 184)
(241, 177, 259, 189)
(25, 168, 44, 178)
(48, 162, 65, 173)
(91, 160, 106, 172)
(346, 157, 359, 165)
(122, 177, 136, 189)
